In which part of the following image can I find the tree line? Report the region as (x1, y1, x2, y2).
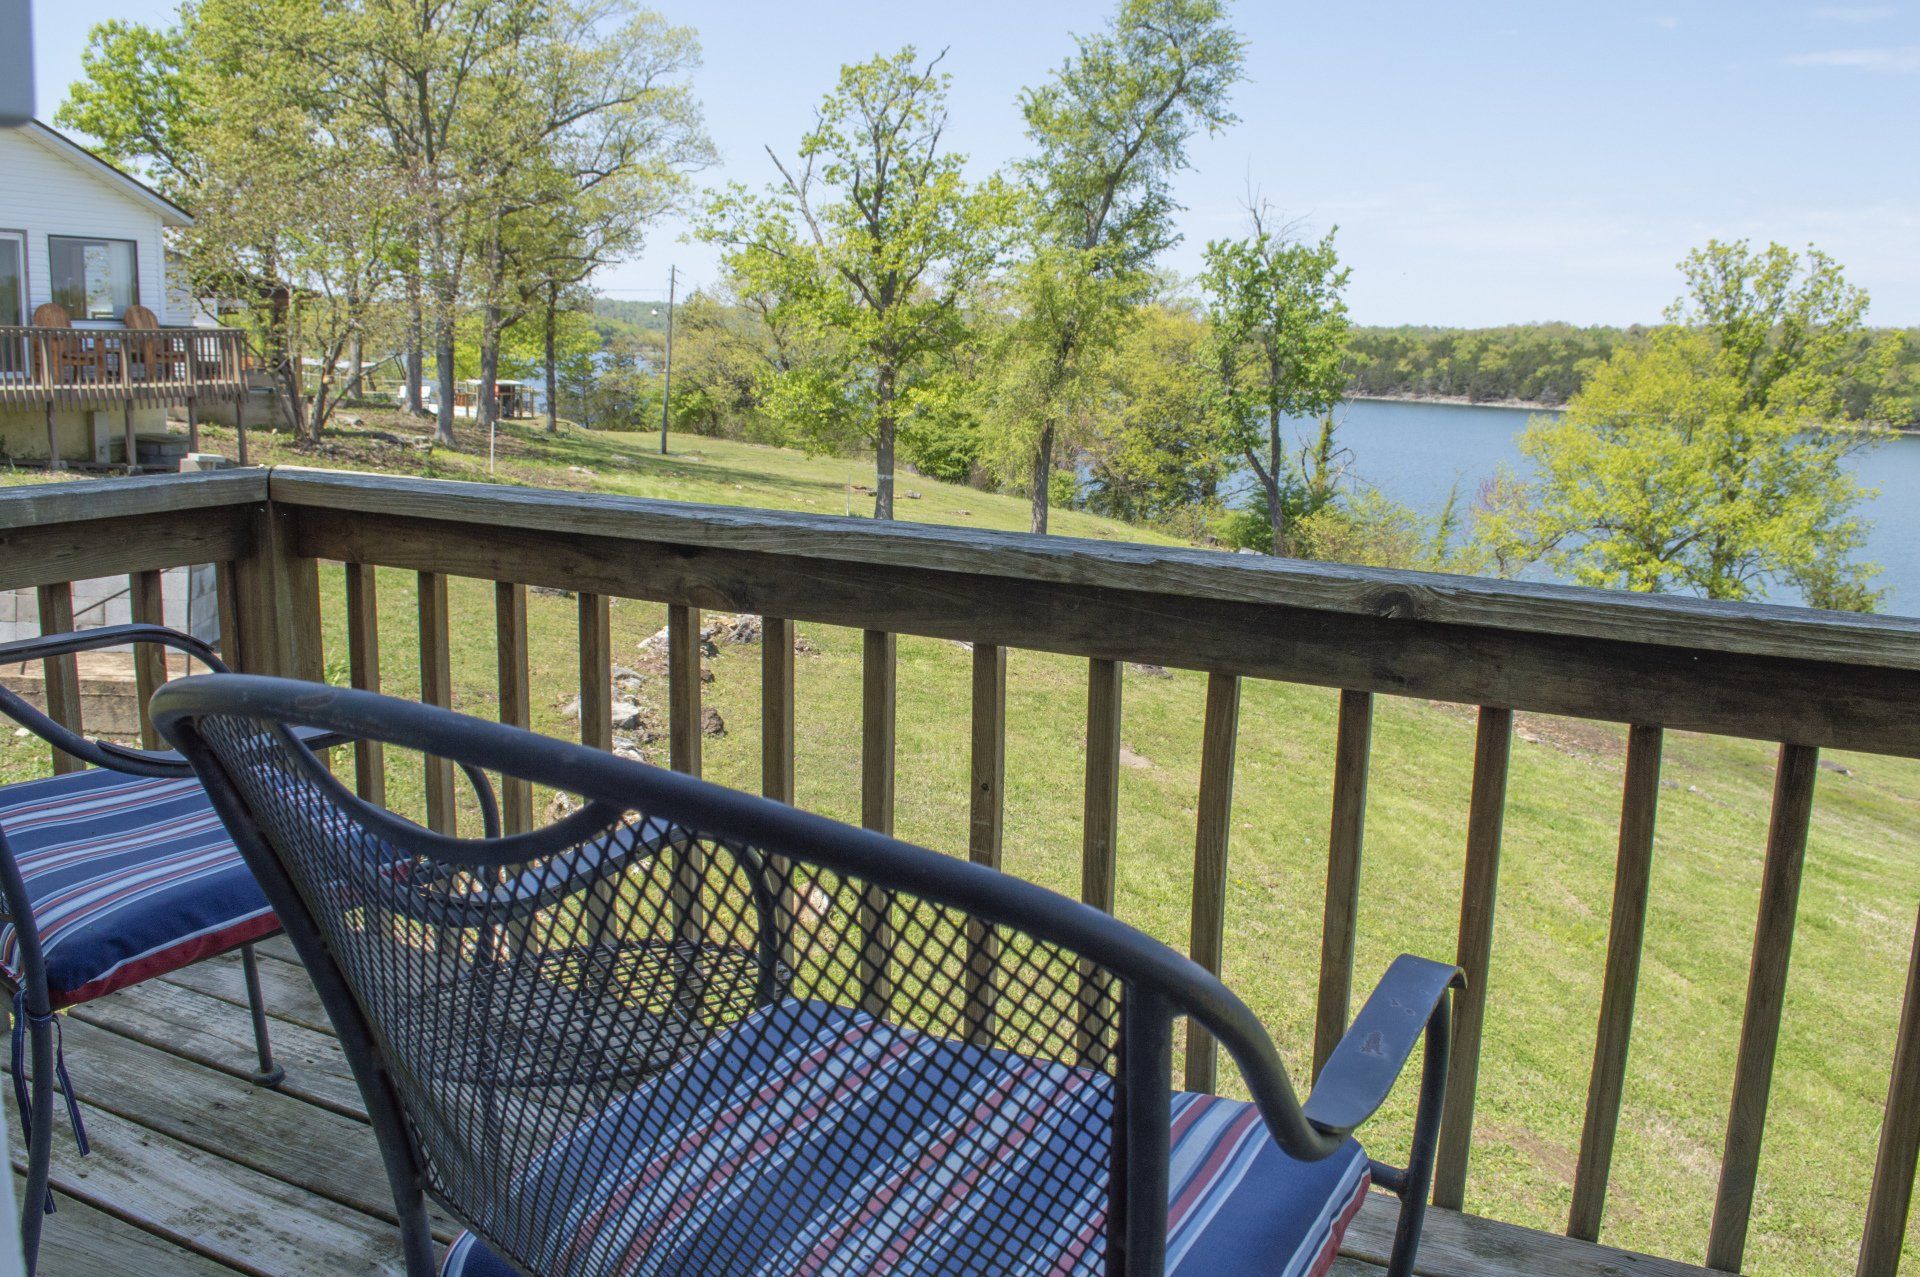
(1345, 321, 1920, 423)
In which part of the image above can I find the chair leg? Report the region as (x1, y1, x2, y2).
(241, 945, 285, 1087)
(15, 1004, 56, 1277)
(1383, 999, 1452, 1277)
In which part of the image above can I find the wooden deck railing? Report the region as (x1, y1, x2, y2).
(0, 324, 253, 466)
(8, 465, 1920, 1275)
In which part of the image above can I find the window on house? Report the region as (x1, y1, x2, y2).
(48, 236, 139, 320)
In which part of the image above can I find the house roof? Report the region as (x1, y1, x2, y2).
(19, 120, 195, 228)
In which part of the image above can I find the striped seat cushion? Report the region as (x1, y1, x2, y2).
(440, 999, 1369, 1277)
(0, 768, 276, 1008)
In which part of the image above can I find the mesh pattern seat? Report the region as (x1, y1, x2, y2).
(436, 998, 1371, 1277)
(156, 676, 1455, 1277)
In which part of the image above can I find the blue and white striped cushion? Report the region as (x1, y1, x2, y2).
(440, 1000, 1369, 1277)
(0, 767, 276, 1007)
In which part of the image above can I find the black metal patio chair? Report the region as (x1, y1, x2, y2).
(0, 624, 287, 1271)
(155, 674, 1460, 1277)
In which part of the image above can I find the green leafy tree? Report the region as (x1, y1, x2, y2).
(55, 21, 204, 187)
(1475, 241, 1888, 610)
(1080, 302, 1226, 528)
(1202, 217, 1352, 555)
(984, 0, 1243, 533)
(704, 48, 1007, 518)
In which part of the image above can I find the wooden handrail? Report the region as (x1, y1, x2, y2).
(8, 466, 1920, 1276)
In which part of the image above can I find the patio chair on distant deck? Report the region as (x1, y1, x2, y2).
(0, 624, 365, 1274)
(156, 674, 1461, 1277)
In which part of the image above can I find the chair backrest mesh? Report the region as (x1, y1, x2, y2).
(194, 712, 1125, 1277)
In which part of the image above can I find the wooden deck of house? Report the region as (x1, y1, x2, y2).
(4, 938, 1709, 1277)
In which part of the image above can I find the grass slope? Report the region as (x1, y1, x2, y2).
(8, 412, 1918, 1274)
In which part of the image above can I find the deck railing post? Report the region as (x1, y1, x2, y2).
(858, 630, 897, 1018)
(1857, 904, 1920, 1277)
(130, 568, 168, 750)
(1315, 688, 1374, 1083)
(1185, 671, 1241, 1094)
(1569, 723, 1663, 1242)
(1433, 704, 1514, 1211)
(495, 582, 531, 834)
(1708, 742, 1819, 1272)
(345, 562, 386, 805)
(964, 643, 1007, 1047)
(416, 570, 455, 834)
(34, 583, 82, 774)
(1078, 658, 1123, 1069)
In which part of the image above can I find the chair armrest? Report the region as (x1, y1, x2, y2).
(0, 623, 229, 675)
(1301, 954, 1462, 1138)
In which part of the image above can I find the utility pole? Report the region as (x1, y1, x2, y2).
(658, 264, 676, 456)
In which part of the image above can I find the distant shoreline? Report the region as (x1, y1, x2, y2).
(1349, 392, 1564, 413)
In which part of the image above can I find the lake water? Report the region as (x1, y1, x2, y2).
(1245, 398, 1920, 616)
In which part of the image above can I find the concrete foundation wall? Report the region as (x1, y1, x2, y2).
(0, 404, 172, 465)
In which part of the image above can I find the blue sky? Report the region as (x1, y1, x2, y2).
(29, 0, 1920, 325)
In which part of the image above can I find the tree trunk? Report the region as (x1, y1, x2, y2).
(477, 301, 501, 435)
(544, 283, 559, 434)
(1029, 420, 1054, 535)
(873, 363, 897, 520)
(404, 275, 426, 416)
(434, 323, 458, 446)
(344, 283, 364, 401)
(1267, 409, 1285, 555)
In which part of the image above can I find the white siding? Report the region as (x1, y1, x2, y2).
(0, 128, 184, 325)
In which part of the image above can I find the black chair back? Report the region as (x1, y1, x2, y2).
(155, 675, 1351, 1277)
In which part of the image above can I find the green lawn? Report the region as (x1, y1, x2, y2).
(6, 412, 1918, 1273)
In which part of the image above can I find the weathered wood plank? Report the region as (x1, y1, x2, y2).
(1316, 689, 1374, 1083)
(71, 976, 366, 1118)
(496, 581, 532, 834)
(131, 567, 167, 749)
(578, 591, 612, 751)
(760, 615, 798, 972)
(417, 570, 455, 835)
(667, 603, 701, 777)
(761, 616, 796, 804)
(1434, 706, 1514, 1211)
(1856, 903, 1920, 1277)
(1185, 671, 1240, 1094)
(216, 560, 241, 670)
(1082, 658, 1123, 915)
(0, 473, 260, 593)
(666, 604, 706, 958)
(13, 1178, 242, 1277)
(964, 643, 1007, 1047)
(231, 502, 322, 682)
(1708, 742, 1819, 1272)
(284, 502, 1920, 758)
(35, 581, 83, 774)
(267, 467, 1920, 676)
(12, 1014, 455, 1243)
(162, 948, 333, 1037)
(1343, 1190, 1712, 1277)
(7, 1098, 406, 1276)
(1570, 724, 1664, 1242)
(344, 562, 385, 805)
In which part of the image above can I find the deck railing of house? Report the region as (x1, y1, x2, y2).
(6, 466, 1920, 1275)
(0, 324, 253, 465)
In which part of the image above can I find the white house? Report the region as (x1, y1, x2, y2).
(0, 121, 237, 465)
